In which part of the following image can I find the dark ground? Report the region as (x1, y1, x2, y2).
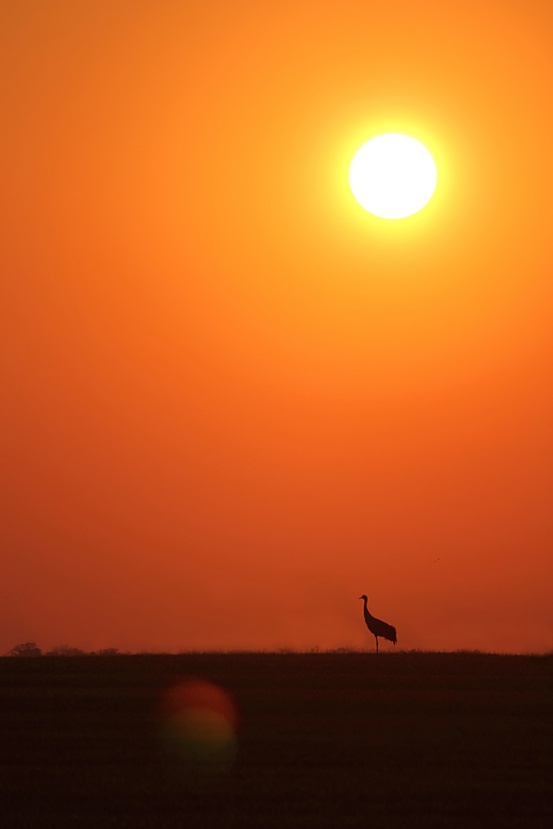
(0, 651, 551, 828)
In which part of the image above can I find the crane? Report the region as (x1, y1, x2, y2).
(359, 594, 397, 654)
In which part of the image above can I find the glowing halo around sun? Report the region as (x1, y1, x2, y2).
(349, 133, 437, 219)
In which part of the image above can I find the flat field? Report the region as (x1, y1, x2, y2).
(0, 652, 551, 828)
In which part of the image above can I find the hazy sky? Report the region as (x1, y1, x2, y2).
(2, 0, 552, 653)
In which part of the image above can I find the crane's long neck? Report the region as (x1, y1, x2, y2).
(362, 596, 372, 624)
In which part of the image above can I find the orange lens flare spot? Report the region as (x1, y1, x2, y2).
(159, 678, 238, 774)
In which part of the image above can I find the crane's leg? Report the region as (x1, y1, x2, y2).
(375, 636, 379, 655)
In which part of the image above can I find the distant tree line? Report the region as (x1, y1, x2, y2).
(5, 642, 120, 657)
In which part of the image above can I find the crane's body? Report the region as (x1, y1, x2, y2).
(359, 594, 396, 654)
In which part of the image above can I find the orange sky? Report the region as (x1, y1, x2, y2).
(2, 0, 552, 654)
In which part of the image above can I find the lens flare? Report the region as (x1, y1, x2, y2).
(159, 678, 238, 774)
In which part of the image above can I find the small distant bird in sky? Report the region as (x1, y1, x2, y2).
(359, 595, 397, 654)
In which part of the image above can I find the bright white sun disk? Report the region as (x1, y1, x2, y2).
(349, 133, 437, 219)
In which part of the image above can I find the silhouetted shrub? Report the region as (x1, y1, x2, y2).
(45, 645, 87, 657)
(7, 642, 42, 657)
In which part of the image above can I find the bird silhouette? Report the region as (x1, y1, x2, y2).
(359, 595, 397, 654)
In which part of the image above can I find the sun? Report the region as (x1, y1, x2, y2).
(349, 133, 437, 219)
